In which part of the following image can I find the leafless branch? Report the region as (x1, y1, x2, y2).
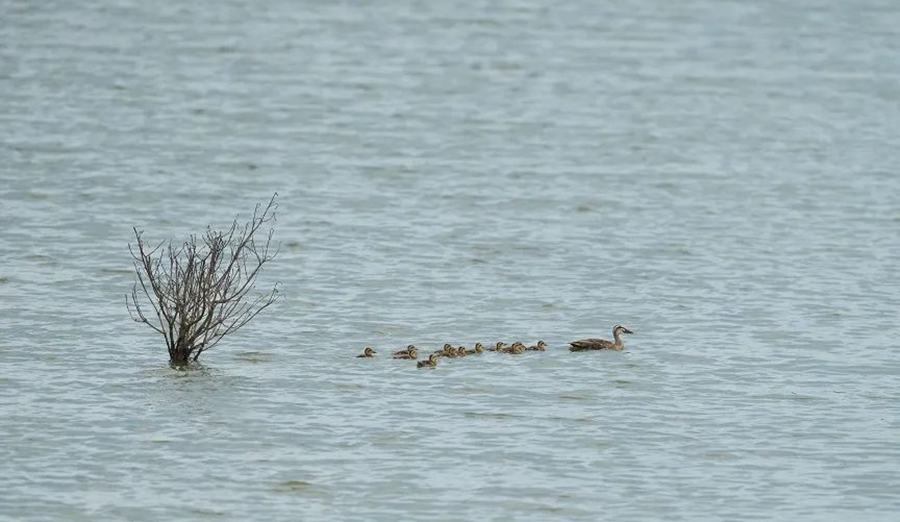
(126, 193, 281, 365)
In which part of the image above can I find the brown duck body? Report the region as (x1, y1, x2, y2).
(438, 347, 459, 358)
(569, 325, 633, 351)
(434, 344, 453, 357)
(508, 343, 525, 354)
(392, 344, 416, 357)
(417, 354, 439, 368)
(393, 346, 418, 360)
(527, 341, 547, 351)
(569, 339, 620, 351)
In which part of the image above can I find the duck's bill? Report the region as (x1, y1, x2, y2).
(622, 328, 634, 334)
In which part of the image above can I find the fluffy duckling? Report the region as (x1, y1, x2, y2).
(417, 353, 439, 369)
(447, 347, 459, 358)
(473, 343, 485, 354)
(392, 344, 417, 357)
(356, 347, 376, 358)
(492, 342, 508, 352)
(457, 346, 468, 357)
(569, 325, 633, 351)
(508, 343, 525, 355)
(393, 346, 418, 360)
(434, 343, 453, 356)
(527, 340, 547, 351)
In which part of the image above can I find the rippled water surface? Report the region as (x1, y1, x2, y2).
(2, 0, 899, 520)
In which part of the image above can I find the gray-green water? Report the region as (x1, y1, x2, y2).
(1, 0, 898, 520)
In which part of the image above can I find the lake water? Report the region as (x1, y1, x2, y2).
(1, 0, 898, 520)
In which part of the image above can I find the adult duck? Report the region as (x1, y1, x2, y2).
(569, 325, 633, 351)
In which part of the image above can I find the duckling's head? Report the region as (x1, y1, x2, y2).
(511, 345, 524, 354)
(443, 343, 453, 351)
(364, 347, 376, 357)
(614, 325, 633, 336)
(511, 341, 524, 349)
(448, 347, 458, 357)
(495, 342, 506, 351)
(429, 353, 440, 365)
(537, 340, 547, 350)
(457, 346, 467, 356)
(408, 347, 418, 358)
(474, 343, 484, 353)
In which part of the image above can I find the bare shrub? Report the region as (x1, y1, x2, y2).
(127, 194, 281, 366)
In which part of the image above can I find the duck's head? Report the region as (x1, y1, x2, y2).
(511, 341, 524, 349)
(511, 344, 524, 354)
(614, 325, 633, 336)
(408, 347, 418, 358)
(495, 342, 506, 351)
(447, 347, 458, 357)
(363, 347, 376, 356)
(407, 344, 417, 351)
(474, 343, 484, 353)
(457, 346, 467, 356)
(443, 343, 453, 351)
(429, 353, 440, 365)
(536, 340, 547, 350)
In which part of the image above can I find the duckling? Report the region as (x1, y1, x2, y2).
(527, 340, 547, 351)
(457, 346, 468, 357)
(434, 343, 453, 356)
(447, 347, 459, 358)
(392, 344, 417, 357)
(417, 353, 439, 368)
(508, 343, 525, 355)
(509, 341, 525, 351)
(473, 343, 485, 354)
(393, 346, 418, 360)
(569, 325, 633, 351)
(492, 342, 508, 352)
(356, 347, 376, 358)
